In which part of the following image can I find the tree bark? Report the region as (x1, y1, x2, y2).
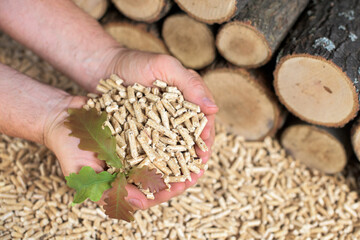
(202, 62, 283, 140)
(174, 0, 249, 24)
(162, 14, 216, 70)
(281, 121, 349, 174)
(73, 0, 108, 19)
(216, 0, 309, 68)
(111, 0, 172, 23)
(274, 0, 360, 127)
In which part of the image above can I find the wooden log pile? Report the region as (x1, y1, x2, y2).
(70, 0, 360, 173)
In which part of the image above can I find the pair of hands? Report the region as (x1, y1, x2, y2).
(44, 48, 218, 210)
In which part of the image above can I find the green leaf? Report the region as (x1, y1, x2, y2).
(65, 166, 117, 204)
(104, 173, 135, 222)
(128, 166, 167, 193)
(64, 108, 122, 168)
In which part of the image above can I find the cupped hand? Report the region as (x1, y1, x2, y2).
(45, 48, 218, 210)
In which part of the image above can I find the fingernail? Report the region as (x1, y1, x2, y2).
(202, 98, 217, 108)
(128, 198, 143, 209)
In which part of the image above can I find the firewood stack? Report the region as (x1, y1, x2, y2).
(74, 0, 360, 174)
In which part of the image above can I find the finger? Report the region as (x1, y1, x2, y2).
(185, 171, 204, 188)
(150, 55, 218, 115)
(144, 172, 205, 208)
(200, 114, 216, 141)
(195, 144, 211, 164)
(141, 182, 187, 209)
(125, 184, 149, 210)
(97, 183, 148, 210)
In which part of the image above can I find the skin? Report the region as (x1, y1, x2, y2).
(0, 1, 218, 210)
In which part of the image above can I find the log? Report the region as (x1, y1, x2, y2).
(274, 0, 360, 127)
(281, 123, 348, 174)
(111, 0, 172, 23)
(216, 0, 309, 68)
(202, 65, 283, 140)
(104, 22, 168, 54)
(174, 0, 249, 24)
(351, 120, 360, 162)
(162, 14, 216, 69)
(73, 0, 108, 19)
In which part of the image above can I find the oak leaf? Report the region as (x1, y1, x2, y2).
(64, 108, 122, 168)
(128, 166, 167, 193)
(104, 173, 134, 222)
(65, 166, 117, 204)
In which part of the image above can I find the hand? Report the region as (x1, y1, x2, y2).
(45, 49, 218, 210)
(100, 49, 218, 208)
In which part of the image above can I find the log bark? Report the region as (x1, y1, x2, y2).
(281, 122, 349, 174)
(111, 0, 172, 23)
(104, 21, 168, 54)
(274, 0, 360, 127)
(174, 0, 249, 24)
(202, 64, 283, 140)
(73, 0, 108, 19)
(162, 14, 216, 70)
(216, 0, 309, 68)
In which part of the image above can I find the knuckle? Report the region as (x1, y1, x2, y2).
(188, 75, 205, 89)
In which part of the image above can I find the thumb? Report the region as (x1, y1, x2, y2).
(151, 55, 218, 115)
(177, 69, 218, 116)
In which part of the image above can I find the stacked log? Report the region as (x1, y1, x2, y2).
(104, 22, 168, 54)
(351, 120, 360, 162)
(281, 121, 349, 174)
(174, 0, 249, 24)
(111, 0, 172, 23)
(73, 0, 108, 19)
(274, 0, 360, 127)
(162, 14, 215, 69)
(216, 0, 309, 68)
(203, 65, 283, 140)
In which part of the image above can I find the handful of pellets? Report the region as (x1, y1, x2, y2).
(83, 74, 208, 199)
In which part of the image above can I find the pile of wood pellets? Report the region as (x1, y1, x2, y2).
(84, 75, 208, 198)
(1, 127, 360, 239)
(2, 31, 360, 239)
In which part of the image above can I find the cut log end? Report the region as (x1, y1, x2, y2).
(73, 0, 108, 19)
(281, 124, 347, 174)
(162, 14, 215, 69)
(216, 22, 271, 68)
(203, 69, 280, 140)
(174, 0, 238, 24)
(111, 0, 170, 22)
(104, 22, 168, 54)
(274, 54, 359, 127)
(351, 122, 360, 162)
